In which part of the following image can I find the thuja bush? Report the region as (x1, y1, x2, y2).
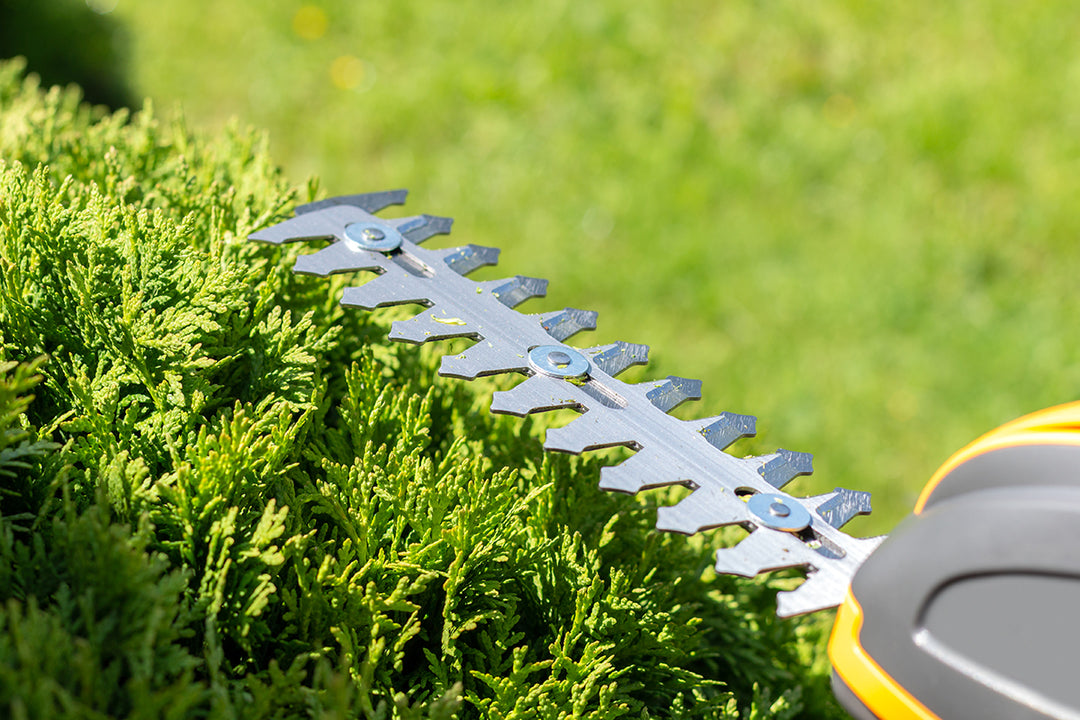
(0, 59, 842, 719)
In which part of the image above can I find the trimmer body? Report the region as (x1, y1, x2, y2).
(830, 402, 1080, 720)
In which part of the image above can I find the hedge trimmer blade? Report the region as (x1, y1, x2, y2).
(250, 191, 885, 617)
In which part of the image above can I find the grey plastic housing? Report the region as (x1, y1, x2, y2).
(838, 443, 1080, 720)
(831, 672, 882, 720)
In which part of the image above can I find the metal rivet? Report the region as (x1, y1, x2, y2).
(548, 351, 572, 367)
(528, 345, 590, 379)
(747, 493, 811, 532)
(344, 222, 402, 252)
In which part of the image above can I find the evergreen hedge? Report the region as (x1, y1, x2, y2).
(0, 60, 841, 719)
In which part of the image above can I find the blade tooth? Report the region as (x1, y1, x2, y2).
(543, 408, 633, 454)
(340, 273, 432, 310)
(600, 447, 702, 494)
(585, 342, 649, 376)
(389, 214, 454, 244)
(718, 532, 885, 616)
(479, 276, 548, 308)
(776, 571, 847, 618)
(249, 205, 369, 244)
(598, 449, 654, 494)
(758, 448, 814, 489)
(438, 245, 501, 276)
(686, 412, 757, 451)
(538, 308, 598, 342)
(293, 240, 387, 277)
(713, 528, 809, 578)
(294, 190, 408, 215)
(806, 487, 873, 529)
(656, 485, 745, 535)
(439, 342, 530, 380)
(641, 376, 703, 413)
(489, 377, 584, 417)
(388, 308, 479, 345)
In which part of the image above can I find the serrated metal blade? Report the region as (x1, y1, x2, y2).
(390, 214, 454, 244)
(807, 488, 874, 529)
(478, 276, 549, 308)
(294, 189, 408, 215)
(585, 342, 650, 376)
(389, 309, 478, 344)
(438, 245, 501, 276)
(641, 376, 703, 413)
(759, 449, 815, 489)
(688, 412, 757, 451)
(539, 308, 599, 342)
(249, 191, 887, 617)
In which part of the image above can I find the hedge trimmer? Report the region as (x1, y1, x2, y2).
(252, 191, 1080, 720)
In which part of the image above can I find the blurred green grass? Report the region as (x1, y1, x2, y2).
(102, 0, 1080, 534)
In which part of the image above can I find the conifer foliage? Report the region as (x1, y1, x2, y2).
(0, 59, 840, 718)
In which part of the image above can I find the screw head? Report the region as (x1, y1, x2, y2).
(747, 493, 811, 532)
(344, 222, 402, 252)
(548, 351, 572, 368)
(769, 502, 791, 518)
(528, 345, 590, 379)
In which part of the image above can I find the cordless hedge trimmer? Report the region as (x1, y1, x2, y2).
(251, 191, 1080, 720)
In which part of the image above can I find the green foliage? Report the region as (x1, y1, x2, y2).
(0, 61, 841, 718)
(0, 358, 56, 488)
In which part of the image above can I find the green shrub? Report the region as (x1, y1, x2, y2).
(0, 60, 841, 718)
